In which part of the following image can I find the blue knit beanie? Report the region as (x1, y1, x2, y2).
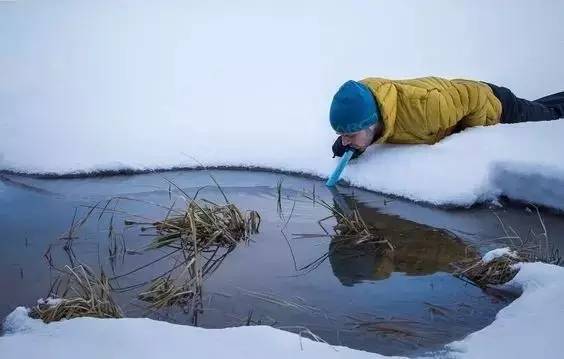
(330, 80, 380, 134)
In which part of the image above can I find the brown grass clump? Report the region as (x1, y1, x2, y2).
(30, 265, 122, 323)
(131, 201, 260, 250)
(453, 253, 523, 287)
(303, 192, 393, 249)
(119, 183, 261, 312)
(453, 206, 561, 288)
(131, 198, 260, 309)
(333, 208, 370, 236)
(138, 276, 195, 309)
(33, 176, 261, 321)
(332, 209, 395, 249)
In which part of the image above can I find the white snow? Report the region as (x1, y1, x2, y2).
(344, 122, 564, 209)
(36, 298, 63, 307)
(1, 0, 564, 210)
(447, 262, 564, 358)
(0, 307, 397, 359)
(481, 247, 517, 263)
(2, 261, 563, 359)
(1, 1, 564, 355)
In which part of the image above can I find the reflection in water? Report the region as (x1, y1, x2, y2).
(328, 189, 476, 286)
(0, 172, 510, 356)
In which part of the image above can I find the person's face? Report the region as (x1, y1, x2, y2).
(339, 126, 376, 151)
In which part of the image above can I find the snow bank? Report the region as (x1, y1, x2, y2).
(2, 262, 563, 358)
(1, 0, 563, 210)
(490, 161, 564, 211)
(482, 247, 517, 263)
(447, 262, 564, 358)
(36, 298, 63, 307)
(2, 118, 564, 211)
(0, 307, 396, 359)
(343, 121, 564, 209)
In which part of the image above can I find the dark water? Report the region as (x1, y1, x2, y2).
(1, 170, 562, 356)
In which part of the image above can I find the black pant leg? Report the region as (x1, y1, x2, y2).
(514, 97, 556, 123)
(534, 92, 564, 119)
(485, 83, 518, 124)
(486, 83, 557, 123)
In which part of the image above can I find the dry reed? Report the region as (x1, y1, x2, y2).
(126, 200, 260, 250)
(453, 207, 561, 287)
(303, 191, 393, 249)
(453, 253, 523, 287)
(138, 276, 196, 309)
(30, 265, 122, 323)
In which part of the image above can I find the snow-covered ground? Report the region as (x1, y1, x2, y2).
(481, 248, 517, 263)
(447, 262, 564, 358)
(0, 308, 395, 359)
(1, 1, 564, 358)
(1, 262, 562, 359)
(1, 0, 564, 210)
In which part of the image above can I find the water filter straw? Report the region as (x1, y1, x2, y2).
(326, 150, 354, 186)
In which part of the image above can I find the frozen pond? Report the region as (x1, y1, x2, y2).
(1, 170, 562, 356)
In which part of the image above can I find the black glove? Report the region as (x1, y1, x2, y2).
(332, 136, 362, 159)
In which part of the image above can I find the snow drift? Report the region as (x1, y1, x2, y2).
(2, 262, 563, 359)
(1, 0, 563, 210)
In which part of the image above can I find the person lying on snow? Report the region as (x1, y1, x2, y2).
(330, 77, 564, 158)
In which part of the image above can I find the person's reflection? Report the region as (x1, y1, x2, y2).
(327, 188, 476, 286)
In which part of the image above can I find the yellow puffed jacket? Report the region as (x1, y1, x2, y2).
(360, 77, 502, 144)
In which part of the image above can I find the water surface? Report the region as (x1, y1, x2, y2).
(2, 170, 560, 356)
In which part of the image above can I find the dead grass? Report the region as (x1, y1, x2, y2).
(453, 206, 561, 288)
(276, 178, 284, 219)
(138, 277, 195, 309)
(119, 179, 261, 313)
(143, 200, 261, 249)
(36, 175, 262, 320)
(289, 191, 394, 275)
(136, 255, 203, 309)
(302, 191, 393, 249)
(334, 208, 374, 238)
(30, 265, 122, 323)
(453, 254, 523, 287)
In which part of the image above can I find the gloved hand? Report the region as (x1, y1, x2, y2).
(332, 136, 362, 159)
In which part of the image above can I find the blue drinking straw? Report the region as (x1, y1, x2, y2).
(326, 150, 354, 186)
